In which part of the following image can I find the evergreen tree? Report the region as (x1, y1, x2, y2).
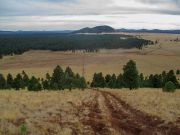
(65, 67, 74, 77)
(13, 73, 23, 90)
(105, 74, 111, 87)
(64, 73, 73, 90)
(42, 79, 50, 90)
(79, 77, 87, 90)
(148, 74, 154, 87)
(163, 81, 176, 92)
(139, 73, 144, 88)
(152, 74, 162, 88)
(176, 70, 180, 75)
(22, 71, 29, 88)
(28, 76, 42, 91)
(162, 71, 167, 86)
(91, 73, 105, 88)
(0, 54, 2, 59)
(108, 74, 116, 88)
(166, 70, 178, 87)
(46, 73, 51, 81)
(73, 73, 81, 89)
(123, 60, 139, 90)
(116, 74, 124, 88)
(51, 65, 64, 90)
(143, 76, 150, 87)
(0, 74, 6, 89)
(7, 73, 14, 89)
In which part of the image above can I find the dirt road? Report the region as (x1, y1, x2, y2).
(79, 90, 180, 135)
(1, 90, 179, 135)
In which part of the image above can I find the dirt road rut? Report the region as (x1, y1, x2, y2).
(81, 90, 180, 135)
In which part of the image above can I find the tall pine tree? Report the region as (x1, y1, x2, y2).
(123, 60, 139, 90)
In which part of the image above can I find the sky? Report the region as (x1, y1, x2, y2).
(0, 0, 180, 30)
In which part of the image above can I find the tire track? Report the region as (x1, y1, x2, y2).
(78, 92, 111, 135)
(100, 91, 180, 135)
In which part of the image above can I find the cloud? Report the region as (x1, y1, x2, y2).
(1, 14, 180, 30)
(0, 0, 179, 30)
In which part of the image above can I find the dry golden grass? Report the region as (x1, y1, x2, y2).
(0, 89, 179, 134)
(0, 89, 97, 135)
(105, 88, 180, 123)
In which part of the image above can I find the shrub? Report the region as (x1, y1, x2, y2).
(163, 81, 176, 92)
(20, 124, 27, 135)
(176, 70, 180, 75)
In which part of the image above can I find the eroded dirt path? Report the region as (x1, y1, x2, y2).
(99, 90, 180, 135)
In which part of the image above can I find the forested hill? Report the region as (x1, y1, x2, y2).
(0, 34, 153, 58)
(73, 25, 115, 33)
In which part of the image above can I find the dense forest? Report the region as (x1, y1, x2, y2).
(0, 34, 153, 58)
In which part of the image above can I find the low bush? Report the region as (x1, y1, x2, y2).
(163, 81, 176, 92)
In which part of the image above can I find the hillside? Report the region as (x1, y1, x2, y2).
(117, 29, 180, 34)
(0, 34, 152, 57)
(73, 25, 115, 33)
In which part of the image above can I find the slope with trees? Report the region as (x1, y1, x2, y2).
(0, 34, 153, 57)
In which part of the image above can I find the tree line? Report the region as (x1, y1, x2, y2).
(91, 60, 180, 91)
(0, 34, 153, 58)
(0, 66, 86, 91)
(0, 60, 179, 91)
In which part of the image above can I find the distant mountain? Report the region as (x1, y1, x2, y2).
(116, 29, 180, 34)
(0, 30, 74, 35)
(1, 27, 180, 35)
(73, 25, 115, 33)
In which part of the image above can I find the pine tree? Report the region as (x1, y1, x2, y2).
(152, 74, 162, 88)
(0, 54, 3, 59)
(123, 60, 139, 90)
(0, 74, 6, 89)
(91, 73, 105, 88)
(7, 73, 14, 89)
(46, 73, 51, 81)
(28, 76, 42, 91)
(105, 74, 111, 85)
(65, 67, 74, 77)
(79, 77, 86, 90)
(166, 70, 178, 87)
(116, 74, 124, 88)
(176, 70, 180, 75)
(51, 65, 64, 90)
(13, 73, 23, 90)
(42, 79, 50, 90)
(139, 73, 144, 88)
(162, 71, 167, 86)
(108, 74, 116, 88)
(64, 73, 73, 90)
(22, 71, 29, 88)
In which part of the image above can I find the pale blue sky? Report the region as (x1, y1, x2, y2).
(0, 0, 180, 30)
